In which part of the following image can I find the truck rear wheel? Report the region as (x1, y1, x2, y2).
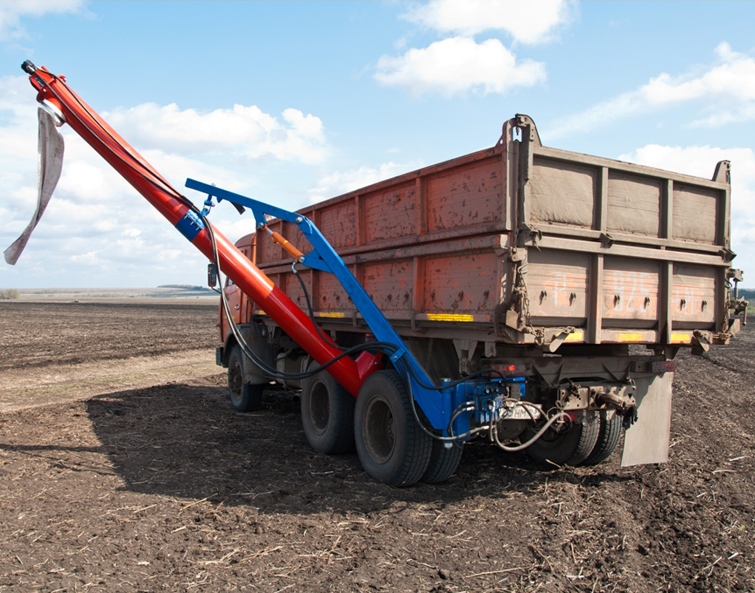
(301, 361, 355, 454)
(524, 414, 600, 466)
(354, 370, 432, 487)
(227, 345, 264, 412)
(421, 441, 463, 484)
(581, 411, 623, 466)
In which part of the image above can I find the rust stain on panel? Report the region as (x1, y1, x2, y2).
(360, 259, 414, 312)
(316, 270, 353, 315)
(318, 201, 358, 249)
(364, 183, 418, 243)
(422, 252, 500, 313)
(426, 159, 503, 233)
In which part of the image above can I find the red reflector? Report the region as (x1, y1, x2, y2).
(651, 360, 678, 374)
(489, 364, 528, 377)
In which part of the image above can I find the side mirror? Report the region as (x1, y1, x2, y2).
(207, 263, 218, 288)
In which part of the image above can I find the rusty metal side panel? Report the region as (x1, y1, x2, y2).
(672, 183, 720, 244)
(360, 259, 415, 315)
(313, 265, 352, 315)
(363, 182, 419, 244)
(425, 158, 505, 233)
(257, 238, 508, 331)
(252, 146, 509, 273)
(421, 251, 502, 314)
(529, 156, 596, 228)
(525, 249, 590, 327)
(247, 116, 733, 348)
(256, 220, 283, 263)
(315, 199, 359, 250)
(601, 257, 660, 329)
(606, 171, 662, 238)
(671, 263, 718, 329)
(282, 269, 310, 313)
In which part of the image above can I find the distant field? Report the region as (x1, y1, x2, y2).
(15, 286, 218, 304)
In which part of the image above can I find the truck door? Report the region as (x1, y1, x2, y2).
(224, 277, 243, 325)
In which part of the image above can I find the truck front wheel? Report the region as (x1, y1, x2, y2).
(227, 345, 264, 413)
(301, 361, 355, 454)
(354, 370, 432, 486)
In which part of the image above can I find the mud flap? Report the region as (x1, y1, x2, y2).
(621, 373, 673, 466)
(4, 108, 64, 265)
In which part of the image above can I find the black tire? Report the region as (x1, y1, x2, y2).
(354, 370, 432, 487)
(581, 411, 624, 466)
(227, 345, 264, 412)
(525, 414, 601, 466)
(421, 441, 463, 484)
(300, 362, 355, 454)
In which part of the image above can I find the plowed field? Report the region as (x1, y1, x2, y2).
(0, 301, 753, 592)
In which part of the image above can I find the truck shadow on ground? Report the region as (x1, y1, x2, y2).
(84, 381, 633, 515)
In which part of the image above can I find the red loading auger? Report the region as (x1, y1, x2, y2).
(23, 62, 376, 396)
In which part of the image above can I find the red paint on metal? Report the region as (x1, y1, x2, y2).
(27, 66, 374, 397)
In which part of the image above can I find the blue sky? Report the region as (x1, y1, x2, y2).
(1, 0, 754, 288)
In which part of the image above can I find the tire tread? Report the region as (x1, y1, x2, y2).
(581, 411, 623, 466)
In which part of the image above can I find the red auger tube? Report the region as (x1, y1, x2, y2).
(25, 63, 374, 396)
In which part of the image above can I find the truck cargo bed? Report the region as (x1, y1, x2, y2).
(251, 115, 734, 351)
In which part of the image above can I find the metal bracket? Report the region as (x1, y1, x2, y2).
(599, 232, 614, 248)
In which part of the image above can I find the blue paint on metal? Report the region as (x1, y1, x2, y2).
(200, 194, 215, 217)
(176, 209, 205, 241)
(184, 178, 513, 435)
(389, 346, 407, 365)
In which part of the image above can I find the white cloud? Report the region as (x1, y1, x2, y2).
(404, 0, 575, 44)
(0, 79, 329, 287)
(105, 102, 328, 164)
(551, 43, 755, 137)
(376, 0, 566, 97)
(375, 36, 545, 97)
(619, 144, 755, 279)
(0, 0, 85, 41)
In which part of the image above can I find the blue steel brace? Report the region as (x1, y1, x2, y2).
(185, 178, 450, 432)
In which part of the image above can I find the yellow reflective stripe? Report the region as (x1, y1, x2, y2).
(426, 313, 475, 322)
(617, 332, 644, 342)
(316, 311, 346, 318)
(564, 331, 584, 342)
(670, 332, 691, 344)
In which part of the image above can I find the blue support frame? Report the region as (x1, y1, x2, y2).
(186, 178, 452, 432)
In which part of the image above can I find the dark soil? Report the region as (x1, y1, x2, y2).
(0, 301, 219, 371)
(0, 302, 753, 592)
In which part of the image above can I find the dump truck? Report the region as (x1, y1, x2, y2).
(216, 114, 745, 477)
(9, 62, 745, 488)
